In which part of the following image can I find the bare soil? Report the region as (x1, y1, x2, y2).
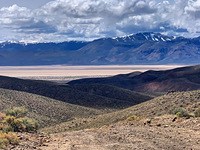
(9, 115, 200, 150)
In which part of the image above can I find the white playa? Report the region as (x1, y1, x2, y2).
(0, 65, 185, 83)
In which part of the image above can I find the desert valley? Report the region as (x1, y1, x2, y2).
(0, 64, 200, 149)
(0, 0, 200, 149)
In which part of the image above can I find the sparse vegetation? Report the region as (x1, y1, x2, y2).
(170, 107, 191, 118)
(5, 106, 28, 118)
(0, 107, 40, 149)
(194, 108, 200, 117)
(0, 107, 39, 133)
(41, 90, 200, 133)
(22, 117, 39, 132)
(2, 116, 25, 132)
(0, 75, 151, 109)
(127, 115, 140, 121)
(0, 132, 19, 149)
(0, 88, 107, 128)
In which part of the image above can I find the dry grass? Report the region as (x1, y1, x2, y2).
(41, 90, 200, 133)
(0, 88, 107, 128)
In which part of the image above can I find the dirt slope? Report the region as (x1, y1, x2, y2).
(41, 90, 200, 133)
(9, 115, 200, 150)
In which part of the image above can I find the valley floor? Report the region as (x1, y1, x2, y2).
(10, 115, 200, 150)
(0, 65, 183, 83)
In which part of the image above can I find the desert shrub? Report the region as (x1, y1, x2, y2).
(2, 116, 25, 132)
(194, 108, 200, 117)
(0, 107, 39, 134)
(0, 113, 6, 122)
(170, 107, 190, 118)
(127, 115, 140, 121)
(4, 132, 19, 145)
(5, 107, 28, 118)
(23, 117, 39, 132)
(0, 137, 9, 149)
(2, 125, 14, 133)
(0, 133, 19, 148)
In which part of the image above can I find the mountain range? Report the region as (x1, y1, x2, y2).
(0, 32, 200, 65)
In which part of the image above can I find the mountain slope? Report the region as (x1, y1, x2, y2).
(69, 65, 200, 92)
(0, 41, 90, 65)
(0, 32, 200, 65)
(68, 32, 200, 65)
(70, 83, 154, 105)
(0, 76, 152, 109)
(0, 88, 103, 127)
(42, 89, 200, 133)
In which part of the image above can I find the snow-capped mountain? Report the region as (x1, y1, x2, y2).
(0, 32, 199, 65)
(112, 32, 177, 42)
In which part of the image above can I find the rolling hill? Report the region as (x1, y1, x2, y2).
(0, 88, 104, 127)
(41, 89, 200, 133)
(70, 83, 154, 105)
(0, 75, 152, 109)
(69, 64, 200, 92)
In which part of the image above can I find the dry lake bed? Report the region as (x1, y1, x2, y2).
(0, 65, 184, 83)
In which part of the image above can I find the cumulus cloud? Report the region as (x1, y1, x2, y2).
(0, 0, 200, 42)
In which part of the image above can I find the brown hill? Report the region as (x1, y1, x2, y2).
(70, 83, 153, 105)
(0, 76, 152, 109)
(0, 88, 105, 127)
(69, 64, 200, 92)
(41, 90, 200, 133)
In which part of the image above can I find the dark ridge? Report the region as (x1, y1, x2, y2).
(0, 75, 152, 109)
(69, 65, 200, 92)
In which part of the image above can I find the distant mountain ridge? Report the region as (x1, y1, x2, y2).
(0, 32, 200, 65)
(69, 65, 200, 92)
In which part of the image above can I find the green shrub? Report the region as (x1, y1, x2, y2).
(170, 107, 190, 118)
(194, 108, 200, 117)
(2, 116, 25, 132)
(0, 138, 9, 149)
(2, 125, 14, 133)
(23, 117, 39, 132)
(4, 132, 19, 145)
(0, 133, 19, 148)
(1, 107, 39, 134)
(127, 115, 140, 121)
(5, 107, 28, 118)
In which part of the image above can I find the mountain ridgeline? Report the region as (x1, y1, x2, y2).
(0, 32, 200, 65)
(69, 65, 200, 92)
(0, 75, 152, 110)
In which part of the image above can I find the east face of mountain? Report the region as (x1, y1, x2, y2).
(0, 32, 200, 65)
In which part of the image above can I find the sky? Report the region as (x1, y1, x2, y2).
(0, 0, 200, 43)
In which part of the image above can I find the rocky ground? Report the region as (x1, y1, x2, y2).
(6, 115, 200, 150)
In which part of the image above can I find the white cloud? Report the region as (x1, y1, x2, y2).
(0, 0, 200, 42)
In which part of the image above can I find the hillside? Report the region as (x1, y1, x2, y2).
(0, 88, 105, 127)
(38, 116, 200, 150)
(70, 84, 154, 105)
(0, 32, 200, 65)
(69, 65, 200, 92)
(6, 90, 200, 150)
(41, 89, 200, 133)
(0, 76, 152, 109)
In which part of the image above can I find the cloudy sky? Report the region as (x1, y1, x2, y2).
(0, 0, 200, 42)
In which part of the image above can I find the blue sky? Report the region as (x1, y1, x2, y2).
(0, 0, 199, 43)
